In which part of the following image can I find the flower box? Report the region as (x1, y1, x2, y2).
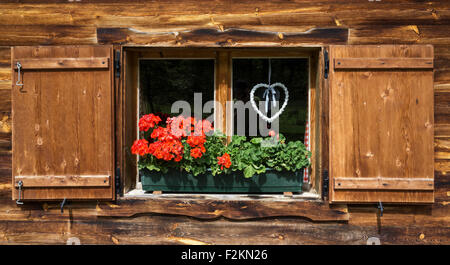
(141, 168, 303, 193)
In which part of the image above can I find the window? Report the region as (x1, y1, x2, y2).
(123, 48, 321, 197)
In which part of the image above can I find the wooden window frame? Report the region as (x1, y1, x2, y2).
(120, 47, 324, 199)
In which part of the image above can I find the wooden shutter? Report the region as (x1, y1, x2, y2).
(328, 45, 434, 204)
(11, 46, 115, 201)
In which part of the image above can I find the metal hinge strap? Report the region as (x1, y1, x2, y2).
(114, 50, 121, 78)
(115, 167, 122, 197)
(322, 169, 329, 200)
(324, 49, 329, 79)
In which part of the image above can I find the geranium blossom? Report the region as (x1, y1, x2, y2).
(133, 114, 215, 162)
(131, 139, 149, 156)
(139, 114, 161, 132)
(190, 147, 204, 159)
(217, 153, 232, 170)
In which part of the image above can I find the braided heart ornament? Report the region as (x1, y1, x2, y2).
(250, 82, 289, 123)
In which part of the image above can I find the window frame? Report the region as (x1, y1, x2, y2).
(120, 47, 323, 199)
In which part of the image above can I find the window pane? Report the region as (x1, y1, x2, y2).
(232, 58, 309, 141)
(139, 59, 215, 120)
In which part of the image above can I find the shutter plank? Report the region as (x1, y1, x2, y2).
(329, 45, 434, 204)
(334, 177, 434, 190)
(13, 57, 109, 69)
(334, 58, 433, 69)
(15, 175, 110, 187)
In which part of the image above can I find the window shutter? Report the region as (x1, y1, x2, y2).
(328, 45, 434, 204)
(11, 46, 115, 201)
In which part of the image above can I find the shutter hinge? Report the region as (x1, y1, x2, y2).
(324, 49, 329, 79)
(322, 169, 329, 200)
(115, 167, 122, 197)
(114, 50, 121, 78)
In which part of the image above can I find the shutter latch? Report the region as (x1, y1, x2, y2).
(61, 198, 68, 214)
(16, 180, 24, 205)
(15, 61, 26, 93)
(378, 201, 383, 217)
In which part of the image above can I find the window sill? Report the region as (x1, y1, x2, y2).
(124, 189, 320, 199)
(96, 190, 349, 221)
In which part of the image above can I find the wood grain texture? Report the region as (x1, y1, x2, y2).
(329, 45, 435, 204)
(0, 0, 447, 245)
(214, 51, 231, 136)
(14, 175, 110, 187)
(334, 177, 434, 190)
(96, 196, 349, 221)
(12, 57, 109, 69)
(11, 46, 115, 200)
(97, 27, 348, 47)
(123, 50, 138, 193)
(334, 57, 433, 69)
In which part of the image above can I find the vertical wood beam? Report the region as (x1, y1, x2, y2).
(308, 52, 318, 192)
(123, 50, 138, 193)
(215, 51, 232, 139)
(319, 47, 329, 199)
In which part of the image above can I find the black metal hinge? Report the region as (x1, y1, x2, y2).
(115, 167, 122, 197)
(114, 50, 121, 78)
(322, 169, 329, 200)
(324, 49, 329, 79)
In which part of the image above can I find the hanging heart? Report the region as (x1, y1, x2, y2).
(250, 82, 289, 123)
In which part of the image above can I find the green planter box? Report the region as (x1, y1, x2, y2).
(141, 168, 303, 193)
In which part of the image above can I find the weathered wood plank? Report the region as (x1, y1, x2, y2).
(334, 58, 433, 69)
(436, 124, 450, 138)
(14, 175, 110, 187)
(1, 216, 449, 245)
(0, 133, 11, 155)
(0, 90, 11, 113)
(435, 92, 450, 125)
(0, 113, 11, 135)
(0, 2, 450, 28)
(97, 27, 348, 46)
(12, 58, 109, 69)
(334, 177, 434, 190)
(349, 25, 450, 45)
(97, 196, 350, 221)
(435, 160, 450, 174)
(0, 26, 96, 46)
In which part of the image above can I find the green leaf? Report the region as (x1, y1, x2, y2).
(250, 137, 263, 144)
(243, 165, 256, 178)
(145, 164, 161, 172)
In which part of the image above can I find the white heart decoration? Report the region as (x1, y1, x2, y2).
(250, 82, 289, 123)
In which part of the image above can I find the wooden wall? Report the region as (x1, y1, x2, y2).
(0, 0, 449, 244)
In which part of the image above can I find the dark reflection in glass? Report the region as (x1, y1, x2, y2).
(232, 58, 309, 141)
(139, 59, 215, 120)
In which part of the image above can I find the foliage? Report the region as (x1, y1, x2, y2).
(226, 133, 310, 178)
(133, 113, 311, 178)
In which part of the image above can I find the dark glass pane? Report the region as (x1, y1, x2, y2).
(232, 58, 309, 141)
(139, 59, 215, 120)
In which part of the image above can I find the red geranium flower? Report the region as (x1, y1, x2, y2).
(190, 147, 203, 159)
(187, 135, 206, 147)
(131, 139, 149, 156)
(139, 114, 161, 132)
(217, 153, 231, 170)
